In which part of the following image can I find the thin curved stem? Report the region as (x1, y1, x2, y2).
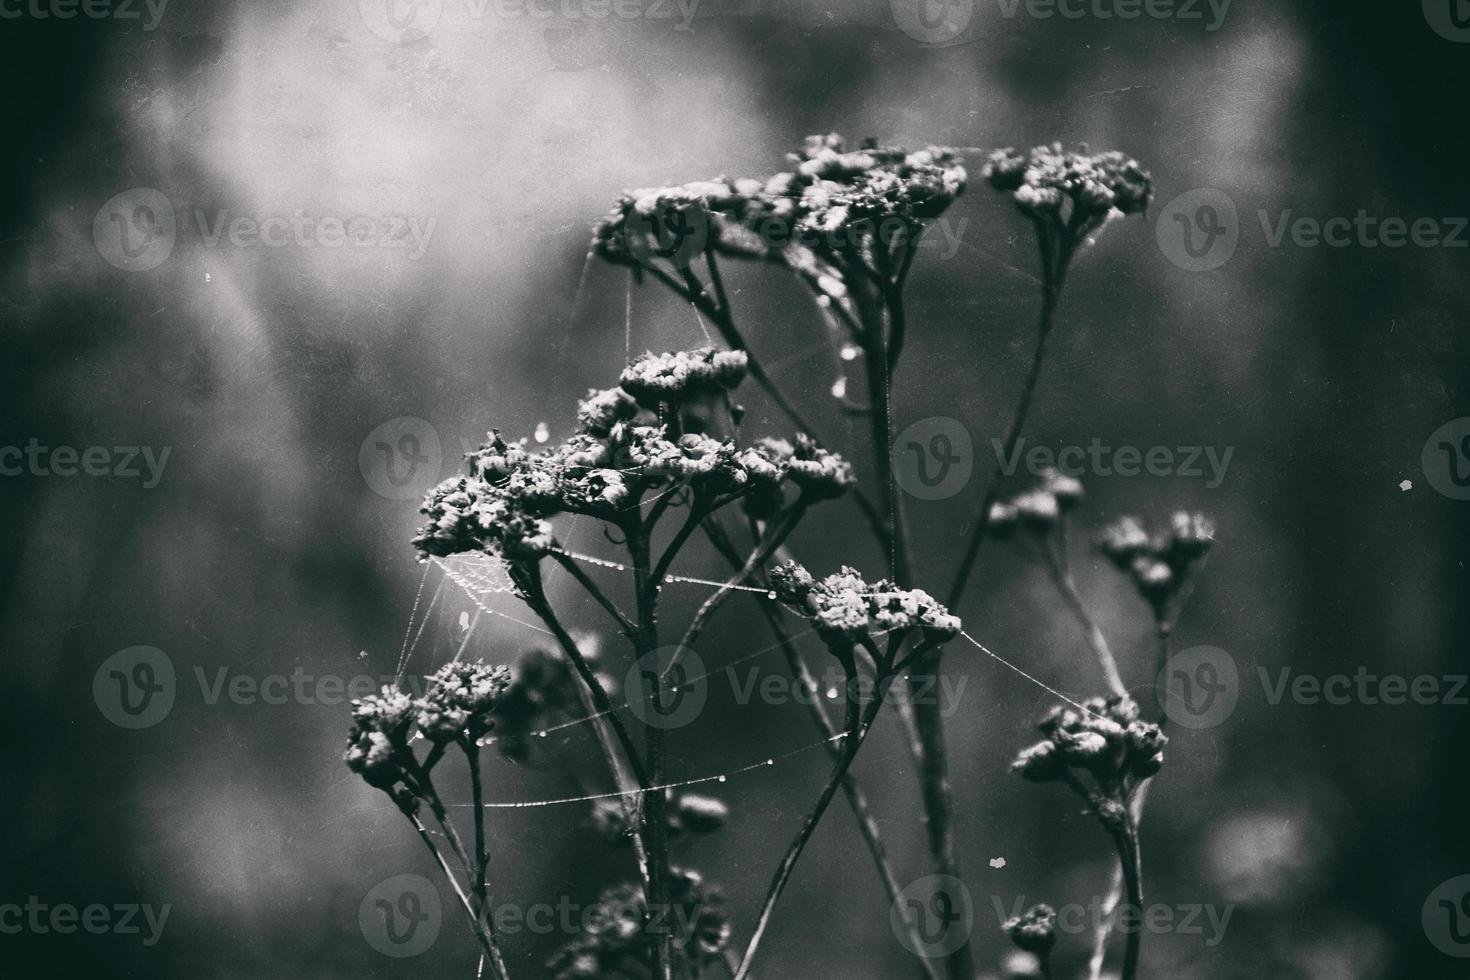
(464, 745, 511, 980)
(1041, 538, 1127, 699)
(661, 503, 805, 680)
(732, 672, 887, 980)
(405, 809, 503, 969)
(554, 550, 636, 637)
(945, 258, 1067, 611)
(702, 518, 942, 980)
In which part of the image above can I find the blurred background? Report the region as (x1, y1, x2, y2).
(2, 0, 1468, 976)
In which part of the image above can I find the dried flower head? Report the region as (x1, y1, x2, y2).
(769, 561, 961, 654)
(1096, 511, 1216, 618)
(1012, 694, 1166, 792)
(415, 658, 512, 743)
(548, 868, 731, 980)
(984, 143, 1152, 227)
(1003, 903, 1058, 956)
(619, 347, 749, 407)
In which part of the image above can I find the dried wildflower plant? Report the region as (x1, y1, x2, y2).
(346, 133, 1216, 980)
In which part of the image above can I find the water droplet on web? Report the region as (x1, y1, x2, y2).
(533, 421, 550, 444)
(840, 343, 860, 361)
(766, 591, 777, 600)
(717, 775, 727, 783)
(826, 688, 838, 699)
(830, 377, 847, 399)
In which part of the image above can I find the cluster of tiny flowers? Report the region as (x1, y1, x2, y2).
(1096, 511, 1215, 617)
(588, 791, 730, 846)
(987, 467, 1085, 537)
(416, 659, 512, 744)
(785, 134, 967, 249)
(344, 686, 418, 792)
(412, 352, 853, 563)
(768, 561, 962, 652)
(592, 134, 966, 272)
(344, 659, 512, 795)
(983, 143, 1152, 231)
(492, 641, 616, 763)
(548, 869, 731, 980)
(1010, 695, 1167, 791)
(1003, 903, 1058, 957)
(618, 348, 749, 408)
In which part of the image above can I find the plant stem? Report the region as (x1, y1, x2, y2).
(629, 521, 674, 980)
(732, 671, 887, 980)
(1041, 539, 1127, 699)
(856, 259, 974, 980)
(464, 744, 511, 980)
(946, 269, 1063, 611)
(665, 504, 803, 677)
(554, 550, 636, 637)
(1110, 817, 1145, 980)
(406, 809, 504, 970)
(702, 519, 942, 980)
